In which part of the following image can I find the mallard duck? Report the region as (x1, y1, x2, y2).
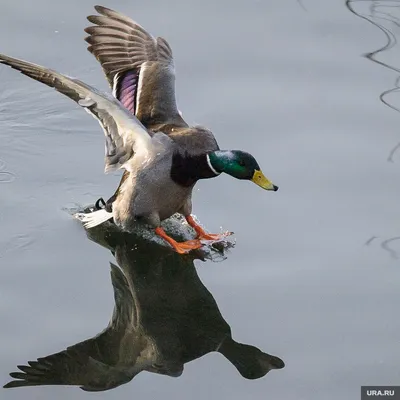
(0, 5, 278, 254)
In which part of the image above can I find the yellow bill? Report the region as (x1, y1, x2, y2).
(251, 170, 278, 191)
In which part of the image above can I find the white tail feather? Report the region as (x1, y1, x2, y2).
(80, 209, 113, 229)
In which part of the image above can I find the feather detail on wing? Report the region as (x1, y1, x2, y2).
(0, 53, 154, 173)
(85, 6, 186, 127)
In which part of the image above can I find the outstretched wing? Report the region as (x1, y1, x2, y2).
(85, 5, 187, 128)
(0, 53, 154, 173)
(4, 264, 141, 392)
(3, 343, 134, 391)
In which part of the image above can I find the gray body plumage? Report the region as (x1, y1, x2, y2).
(113, 133, 195, 229)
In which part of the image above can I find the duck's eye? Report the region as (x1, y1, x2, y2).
(238, 160, 246, 167)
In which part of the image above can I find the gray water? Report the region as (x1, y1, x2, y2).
(1, 0, 400, 399)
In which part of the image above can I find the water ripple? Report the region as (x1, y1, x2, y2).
(346, 0, 400, 161)
(0, 158, 15, 182)
(0, 172, 15, 183)
(346, 0, 400, 76)
(381, 236, 400, 259)
(0, 233, 34, 259)
(0, 158, 15, 183)
(297, 0, 307, 11)
(365, 235, 400, 259)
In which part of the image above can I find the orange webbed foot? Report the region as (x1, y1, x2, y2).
(197, 232, 233, 241)
(186, 215, 233, 242)
(172, 239, 203, 254)
(155, 227, 203, 254)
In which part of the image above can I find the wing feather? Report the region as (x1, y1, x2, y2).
(0, 53, 154, 173)
(85, 6, 186, 127)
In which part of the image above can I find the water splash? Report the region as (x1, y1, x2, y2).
(67, 204, 235, 261)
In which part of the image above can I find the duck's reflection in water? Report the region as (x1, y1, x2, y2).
(4, 227, 284, 391)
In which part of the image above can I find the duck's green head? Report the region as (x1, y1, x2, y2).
(208, 150, 278, 191)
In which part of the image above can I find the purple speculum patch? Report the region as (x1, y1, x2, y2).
(116, 69, 139, 114)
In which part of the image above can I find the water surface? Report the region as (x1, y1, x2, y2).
(1, 1, 400, 399)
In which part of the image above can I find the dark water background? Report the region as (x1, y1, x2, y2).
(1, 0, 400, 399)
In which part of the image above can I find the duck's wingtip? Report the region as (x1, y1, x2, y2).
(94, 5, 113, 15)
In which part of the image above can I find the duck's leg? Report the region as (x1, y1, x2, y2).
(155, 227, 202, 254)
(186, 215, 232, 241)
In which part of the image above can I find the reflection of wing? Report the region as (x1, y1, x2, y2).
(85, 6, 187, 128)
(0, 53, 153, 173)
(4, 345, 134, 391)
(4, 264, 148, 392)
